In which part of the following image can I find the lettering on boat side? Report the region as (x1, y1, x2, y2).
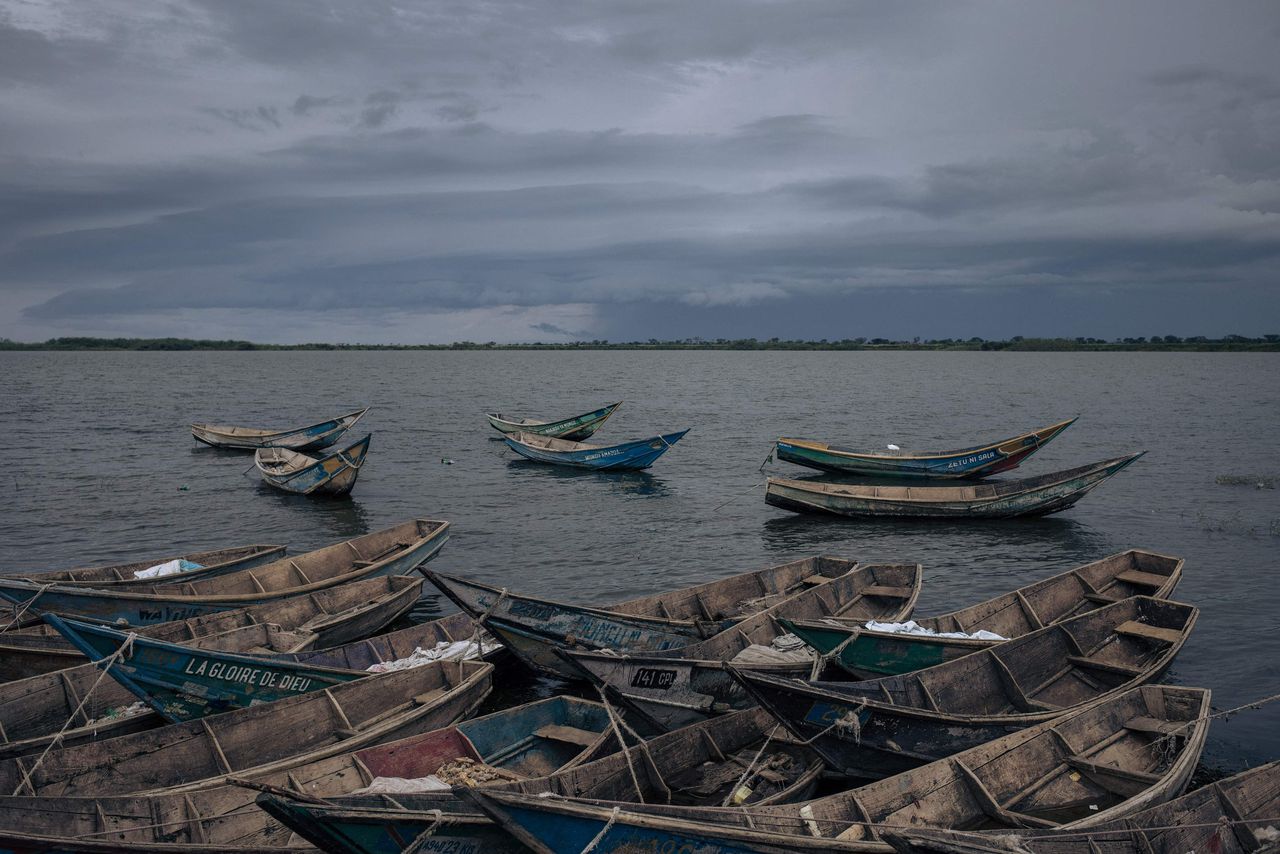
(138, 607, 214, 622)
(630, 668, 677, 690)
(945, 450, 997, 469)
(182, 657, 313, 691)
(507, 600, 557, 620)
(581, 448, 625, 461)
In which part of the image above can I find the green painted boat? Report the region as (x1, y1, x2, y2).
(783, 549, 1183, 678)
(486, 401, 622, 440)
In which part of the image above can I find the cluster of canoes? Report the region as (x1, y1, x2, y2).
(0, 524, 1271, 853)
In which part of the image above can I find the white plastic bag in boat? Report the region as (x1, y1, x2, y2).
(351, 775, 451, 794)
(864, 620, 1006, 641)
(133, 559, 204, 579)
(365, 638, 501, 672)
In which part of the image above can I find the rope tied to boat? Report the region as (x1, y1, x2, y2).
(1, 581, 56, 631)
(12, 630, 138, 796)
(579, 805, 621, 854)
(809, 626, 862, 680)
(462, 587, 508, 661)
(594, 685, 672, 805)
(719, 723, 781, 807)
(1148, 690, 1280, 756)
(403, 809, 445, 853)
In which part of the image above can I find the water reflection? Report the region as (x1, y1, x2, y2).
(248, 489, 374, 539)
(504, 460, 674, 498)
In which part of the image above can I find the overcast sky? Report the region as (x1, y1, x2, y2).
(2, 1, 1278, 343)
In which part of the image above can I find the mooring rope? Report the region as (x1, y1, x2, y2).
(13, 631, 137, 796)
(593, 685, 673, 804)
(1151, 691, 1280, 747)
(1, 582, 55, 631)
(403, 809, 445, 853)
(720, 723, 781, 807)
(579, 805, 621, 854)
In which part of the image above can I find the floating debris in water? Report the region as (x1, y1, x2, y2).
(440, 458, 455, 465)
(177, 485, 189, 491)
(1215, 474, 1275, 489)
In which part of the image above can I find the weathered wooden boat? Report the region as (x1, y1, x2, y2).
(0, 658, 492, 798)
(783, 549, 1183, 679)
(732, 595, 1197, 779)
(1, 543, 286, 589)
(255, 433, 372, 497)
(0, 574, 423, 682)
(0, 696, 612, 853)
(884, 759, 1280, 854)
(766, 453, 1145, 519)
(504, 428, 690, 470)
(426, 555, 862, 679)
(486, 401, 623, 440)
(775, 418, 1077, 479)
(464, 684, 1210, 854)
(561, 563, 923, 732)
(191, 406, 369, 451)
(0, 519, 448, 628)
(257, 707, 824, 854)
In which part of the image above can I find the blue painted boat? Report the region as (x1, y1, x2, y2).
(504, 429, 689, 470)
(45, 614, 367, 722)
(486, 401, 622, 440)
(0, 520, 448, 628)
(255, 433, 371, 496)
(191, 406, 369, 451)
(776, 418, 1077, 478)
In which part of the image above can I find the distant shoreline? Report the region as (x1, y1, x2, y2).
(2, 335, 1278, 352)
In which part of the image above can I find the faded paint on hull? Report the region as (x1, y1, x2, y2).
(781, 621, 979, 678)
(191, 407, 368, 451)
(256, 434, 371, 497)
(505, 429, 689, 470)
(486, 401, 622, 440)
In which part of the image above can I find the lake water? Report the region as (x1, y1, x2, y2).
(1, 350, 1277, 770)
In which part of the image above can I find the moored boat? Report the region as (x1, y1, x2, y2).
(0, 543, 286, 589)
(765, 453, 1144, 519)
(561, 563, 923, 732)
(464, 684, 1210, 853)
(486, 401, 622, 440)
(732, 595, 1197, 779)
(783, 549, 1183, 678)
(776, 418, 1077, 478)
(255, 433, 371, 497)
(504, 429, 689, 470)
(191, 406, 369, 451)
(426, 555, 862, 679)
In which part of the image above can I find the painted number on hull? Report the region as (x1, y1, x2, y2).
(631, 668, 677, 690)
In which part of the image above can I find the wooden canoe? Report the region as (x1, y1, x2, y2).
(732, 595, 1197, 779)
(0, 696, 612, 853)
(784, 549, 1183, 679)
(765, 453, 1145, 519)
(0, 658, 492, 798)
(191, 406, 369, 451)
(884, 759, 1280, 854)
(775, 418, 1077, 479)
(0, 543, 286, 589)
(426, 555, 862, 679)
(258, 707, 825, 854)
(0, 574, 423, 682)
(504, 429, 689, 470)
(464, 684, 1210, 854)
(561, 563, 923, 732)
(0, 519, 448, 627)
(486, 401, 623, 440)
(255, 433, 372, 497)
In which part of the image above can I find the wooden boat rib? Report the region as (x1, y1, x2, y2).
(0, 519, 448, 627)
(0, 574, 423, 683)
(191, 406, 369, 451)
(883, 759, 1280, 854)
(463, 684, 1210, 854)
(255, 433, 371, 497)
(732, 595, 1197, 779)
(784, 549, 1184, 679)
(257, 707, 825, 854)
(426, 555, 862, 679)
(777, 418, 1078, 479)
(1, 543, 287, 589)
(766, 453, 1145, 519)
(505, 429, 689, 470)
(561, 563, 923, 732)
(486, 401, 623, 440)
(0, 658, 492, 798)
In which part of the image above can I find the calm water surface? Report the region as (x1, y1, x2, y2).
(1, 351, 1277, 769)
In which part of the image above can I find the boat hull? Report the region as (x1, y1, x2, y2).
(255, 433, 371, 497)
(505, 429, 688, 470)
(191, 407, 368, 451)
(486, 401, 622, 440)
(2, 544, 287, 589)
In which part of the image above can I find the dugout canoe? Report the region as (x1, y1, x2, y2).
(784, 549, 1183, 679)
(465, 684, 1209, 854)
(765, 453, 1145, 519)
(561, 563, 922, 732)
(191, 406, 369, 451)
(775, 418, 1077, 479)
(0, 696, 612, 853)
(255, 433, 372, 497)
(883, 758, 1280, 854)
(0, 519, 448, 628)
(258, 707, 824, 854)
(486, 401, 622, 440)
(0, 657, 492, 798)
(732, 595, 1197, 779)
(0, 543, 286, 589)
(0, 574, 423, 682)
(504, 429, 689, 470)
(426, 555, 862, 679)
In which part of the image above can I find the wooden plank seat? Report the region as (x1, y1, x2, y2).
(1066, 655, 1144, 678)
(1115, 570, 1169, 588)
(1064, 755, 1162, 798)
(534, 724, 601, 749)
(861, 586, 914, 599)
(1123, 716, 1186, 736)
(1115, 621, 1182, 644)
